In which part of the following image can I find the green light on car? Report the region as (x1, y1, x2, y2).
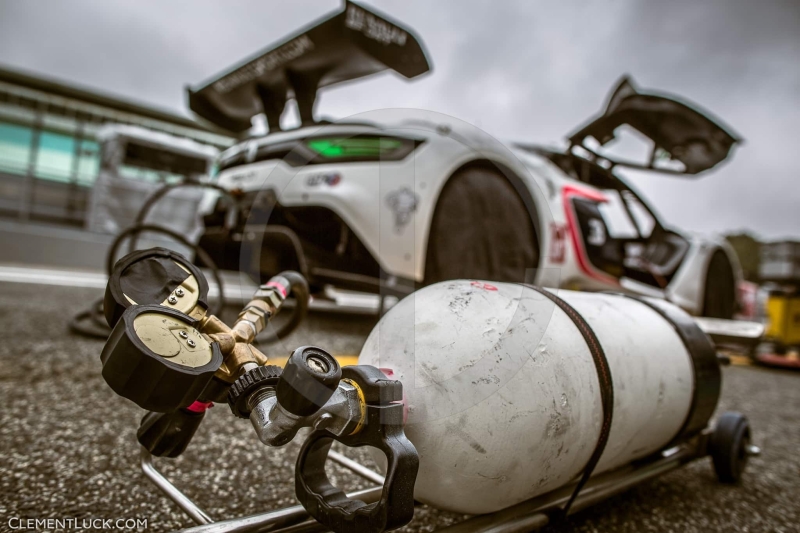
(306, 137, 404, 158)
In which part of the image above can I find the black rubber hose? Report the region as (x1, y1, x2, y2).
(270, 270, 310, 340)
(127, 182, 233, 254)
(70, 182, 311, 343)
(68, 298, 112, 339)
(70, 223, 227, 338)
(70, 181, 231, 339)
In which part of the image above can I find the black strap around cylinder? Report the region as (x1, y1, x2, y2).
(610, 293, 721, 445)
(524, 285, 614, 518)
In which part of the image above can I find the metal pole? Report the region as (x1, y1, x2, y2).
(177, 487, 382, 533)
(470, 513, 550, 533)
(140, 448, 214, 525)
(66, 119, 85, 222)
(140, 445, 384, 533)
(436, 443, 698, 533)
(19, 105, 43, 221)
(327, 450, 385, 485)
(176, 444, 698, 533)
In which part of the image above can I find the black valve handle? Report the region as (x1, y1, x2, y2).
(277, 346, 341, 417)
(295, 366, 418, 533)
(137, 403, 211, 458)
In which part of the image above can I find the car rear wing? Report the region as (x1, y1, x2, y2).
(187, 0, 431, 134)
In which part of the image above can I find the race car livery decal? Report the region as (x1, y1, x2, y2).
(549, 223, 568, 264)
(212, 34, 314, 94)
(345, 3, 408, 46)
(385, 187, 419, 233)
(306, 172, 342, 186)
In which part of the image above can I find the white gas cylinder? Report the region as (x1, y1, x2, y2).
(358, 280, 720, 514)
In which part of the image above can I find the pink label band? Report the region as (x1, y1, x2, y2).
(266, 280, 288, 298)
(185, 401, 214, 413)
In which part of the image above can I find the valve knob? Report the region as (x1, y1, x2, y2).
(228, 365, 284, 419)
(104, 247, 210, 328)
(100, 304, 222, 412)
(277, 347, 341, 417)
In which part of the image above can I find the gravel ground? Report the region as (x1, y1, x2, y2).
(0, 281, 797, 533)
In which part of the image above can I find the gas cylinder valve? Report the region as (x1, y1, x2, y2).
(99, 248, 419, 533)
(230, 347, 365, 446)
(228, 347, 419, 533)
(294, 365, 418, 533)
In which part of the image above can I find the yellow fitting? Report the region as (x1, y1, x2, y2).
(343, 378, 367, 436)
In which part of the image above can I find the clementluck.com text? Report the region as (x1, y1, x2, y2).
(7, 517, 148, 530)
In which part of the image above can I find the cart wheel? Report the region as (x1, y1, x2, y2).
(709, 412, 754, 483)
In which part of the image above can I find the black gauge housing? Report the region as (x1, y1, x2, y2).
(100, 304, 222, 412)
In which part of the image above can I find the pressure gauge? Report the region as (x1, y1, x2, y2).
(101, 304, 222, 412)
(104, 248, 210, 328)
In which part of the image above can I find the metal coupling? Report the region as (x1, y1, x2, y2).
(232, 302, 271, 343)
(253, 283, 286, 311)
(230, 283, 286, 343)
(249, 381, 364, 447)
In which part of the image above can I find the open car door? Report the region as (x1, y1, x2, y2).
(568, 76, 741, 175)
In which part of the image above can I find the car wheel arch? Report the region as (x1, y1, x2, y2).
(700, 246, 739, 318)
(420, 158, 546, 281)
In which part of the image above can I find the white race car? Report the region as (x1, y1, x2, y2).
(192, 0, 742, 318)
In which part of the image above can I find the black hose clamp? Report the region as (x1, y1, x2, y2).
(295, 366, 418, 533)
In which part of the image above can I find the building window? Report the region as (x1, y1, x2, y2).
(76, 139, 100, 185)
(0, 121, 33, 175)
(35, 130, 76, 183)
(118, 165, 184, 184)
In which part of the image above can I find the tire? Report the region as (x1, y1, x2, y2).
(709, 411, 752, 483)
(424, 166, 539, 285)
(702, 250, 736, 319)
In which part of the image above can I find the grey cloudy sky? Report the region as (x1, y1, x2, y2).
(1, 0, 798, 239)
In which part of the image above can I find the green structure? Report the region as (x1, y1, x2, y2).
(0, 64, 232, 227)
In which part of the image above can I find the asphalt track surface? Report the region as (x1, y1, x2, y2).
(0, 281, 797, 533)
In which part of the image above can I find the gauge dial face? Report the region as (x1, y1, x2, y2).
(133, 312, 212, 368)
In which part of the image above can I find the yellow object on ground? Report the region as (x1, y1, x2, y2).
(765, 293, 800, 345)
(269, 354, 360, 368)
(727, 354, 752, 366)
